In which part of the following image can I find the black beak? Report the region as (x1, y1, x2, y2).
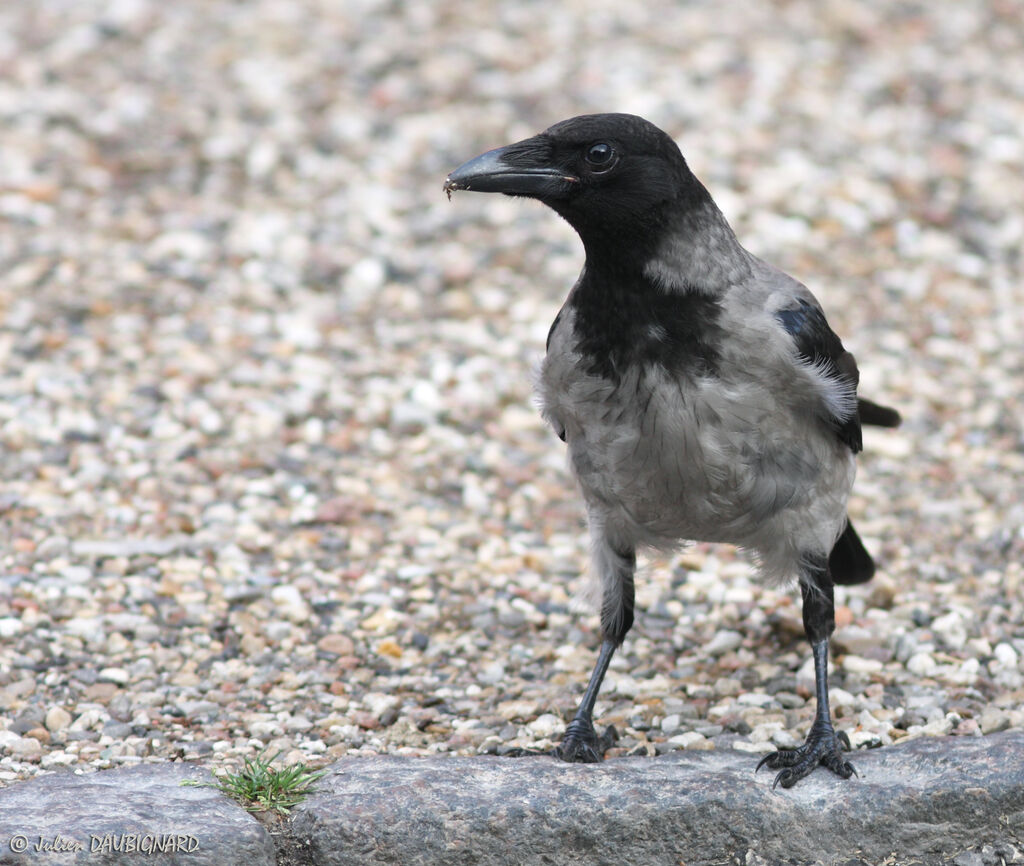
(444, 142, 577, 200)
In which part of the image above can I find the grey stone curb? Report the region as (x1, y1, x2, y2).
(1, 732, 1022, 865)
(291, 730, 1024, 866)
(0, 763, 273, 865)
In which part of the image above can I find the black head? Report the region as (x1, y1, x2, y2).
(444, 113, 709, 255)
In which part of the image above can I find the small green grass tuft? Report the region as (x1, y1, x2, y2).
(185, 750, 328, 814)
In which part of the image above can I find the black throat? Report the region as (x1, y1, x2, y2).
(567, 260, 724, 382)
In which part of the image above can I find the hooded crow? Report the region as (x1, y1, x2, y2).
(444, 113, 900, 788)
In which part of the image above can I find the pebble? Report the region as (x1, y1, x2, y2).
(0, 731, 24, 752)
(83, 683, 120, 703)
(667, 732, 713, 751)
(44, 707, 73, 732)
(660, 714, 682, 733)
(842, 655, 884, 675)
(750, 722, 783, 743)
(732, 740, 775, 756)
(704, 630, 744, 656)
(317, 634, 356, 656)
(992, 643, 1019, 671)
(98, 668, 131, 685)
(848, 730, 884, 750)
(271, 585, 311, 622)
(978, 708, 1011, 735)
(714, 678, 742, 698)
(931, 612, 969, 651)
(906, 653, 938, 677)
(8, 735, 43, 759)
(0, 618, 23, 638)
(527, 715, 563, 739)
(832, 625, 877, 656)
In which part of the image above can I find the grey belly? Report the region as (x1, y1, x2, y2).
(551, 369, 839, 551)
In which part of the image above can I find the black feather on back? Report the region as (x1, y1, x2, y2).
(775, 299, 862, 453)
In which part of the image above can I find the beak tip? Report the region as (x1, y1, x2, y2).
(443, 177, 458, 200)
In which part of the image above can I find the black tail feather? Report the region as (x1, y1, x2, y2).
(858, 398, 901, 428)
(829, 520, 876, 586)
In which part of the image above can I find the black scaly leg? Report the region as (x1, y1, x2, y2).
(552, 542, 636, 763)
(757, 560, 856, 788)
(552, 638, 621, 762)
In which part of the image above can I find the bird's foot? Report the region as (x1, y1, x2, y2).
(756, 719, 856, 789)
(500, 720, 618, 761)
(552, 718, 618, 764)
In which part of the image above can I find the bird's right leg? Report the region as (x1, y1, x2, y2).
(757, 559, 856, 788)
(553, 533, 636, 763)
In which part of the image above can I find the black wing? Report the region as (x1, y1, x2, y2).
(775, 299, 862, 453)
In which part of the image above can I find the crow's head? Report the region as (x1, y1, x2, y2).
(444, 113, 710, 254)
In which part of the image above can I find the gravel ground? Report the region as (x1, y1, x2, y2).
(0, 0, 1022, 783)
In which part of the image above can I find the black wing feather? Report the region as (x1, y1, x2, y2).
(858, 397, 901, 428)
(775, 299, 863, 453)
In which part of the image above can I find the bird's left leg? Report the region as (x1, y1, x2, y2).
(757, 559, 856, 789)
(552, 533, 636, 763)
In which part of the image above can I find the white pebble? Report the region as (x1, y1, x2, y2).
(978, 708, 1011, 734)
(907, 652, 938, 677)
(527, 714, 563, 738)
(750, 722, 783, 743)
(842, 655, 883, 674)
(45, 707, 73, 732)
(704, 630, 743, 656)
(660, 713, 682, 732)
(0, 618, 23, 638)
(993, 643, 1019, 670)
(478, 662, 506, 685)
(0, 730, 23, 750)
(737, 692, 774, 708)
(828, 688, 857, 709)
(271, 584, 310, 622)
(951, 657, 980, 685)
(343, 258, 386, 303)
(921, 717, 954, 737)
(770, 729, 799, 749)
(931, 611, 968, 651)
(667, 731, 709, 750)
(732, 740, 774, 755)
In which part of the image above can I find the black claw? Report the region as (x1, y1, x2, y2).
(501, 722, 618, 763)
(552, 720, 618, 764)
(553, 739, 602, 763)
(501, 746, 548, 758)
(754, 721, 857, 789)
(771, 769, 794, 791)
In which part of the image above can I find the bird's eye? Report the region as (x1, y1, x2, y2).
(584, 142, 616, 171)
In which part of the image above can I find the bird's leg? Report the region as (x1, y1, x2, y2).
(552, 537, 635, 763)
(552, 638, 620, 762)
(757, 561, 856, 789)
(503, 637, 619, 760)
